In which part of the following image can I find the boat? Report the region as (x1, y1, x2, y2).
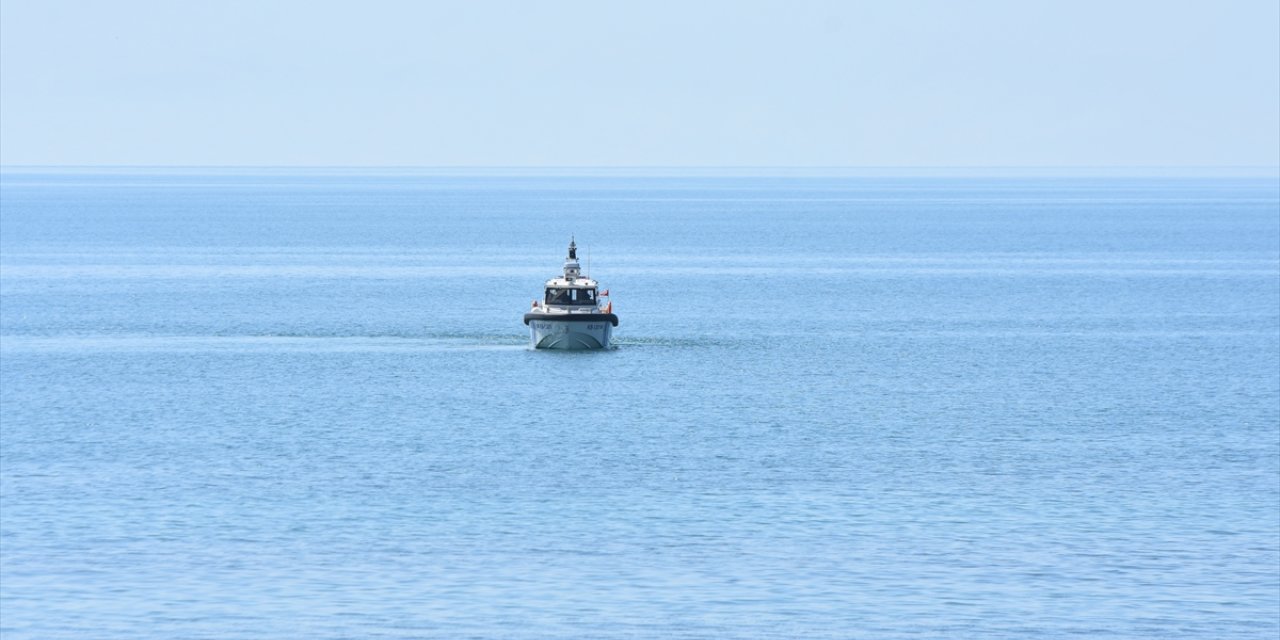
(523, 238, 619, 349)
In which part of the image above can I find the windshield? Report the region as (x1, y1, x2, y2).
(545, 287, 596, 306)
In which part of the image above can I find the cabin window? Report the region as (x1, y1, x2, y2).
(545, 288, 596, 305)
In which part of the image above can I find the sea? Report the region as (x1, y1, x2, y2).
(1, 168, 1277, 639)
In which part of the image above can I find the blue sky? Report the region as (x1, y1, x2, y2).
(1, 0, 1277, 167)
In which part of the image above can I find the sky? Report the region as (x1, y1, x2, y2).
(1, 0, 1277, 168)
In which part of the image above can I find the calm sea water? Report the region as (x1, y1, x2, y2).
(1, 169, 1277, 639)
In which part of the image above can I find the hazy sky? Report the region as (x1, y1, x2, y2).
(1, 0, 1277, 167)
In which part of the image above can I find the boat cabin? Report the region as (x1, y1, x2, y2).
(544, 285, 597, 306)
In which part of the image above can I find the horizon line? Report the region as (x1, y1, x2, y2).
(2, 163, 1278, 169)
(1, 164, 1277, 178)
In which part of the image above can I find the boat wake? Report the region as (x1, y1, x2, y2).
(0, 332, 530, 353)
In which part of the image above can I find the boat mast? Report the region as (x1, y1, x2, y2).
(563, 237, 581, 281)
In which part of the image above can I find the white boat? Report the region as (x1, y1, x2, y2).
(523, 239, 619, 349)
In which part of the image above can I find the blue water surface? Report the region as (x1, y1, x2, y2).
(2, 169, 1278, 638)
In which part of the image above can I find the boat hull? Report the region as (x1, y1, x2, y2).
(524, 313, 618, 350)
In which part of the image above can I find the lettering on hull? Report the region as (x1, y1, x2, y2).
(530, 321, 611, 350)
